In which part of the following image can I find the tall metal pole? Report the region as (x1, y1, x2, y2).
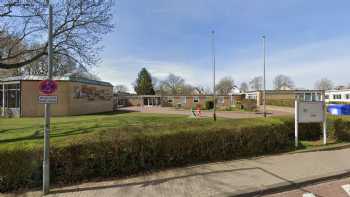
(262, 35, 267, 118)
(43, 1, 53, 194)
(2, 84, 4, 117)
(211, 30, 216, 121)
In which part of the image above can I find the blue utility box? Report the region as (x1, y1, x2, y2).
(327, 104, 350, 115)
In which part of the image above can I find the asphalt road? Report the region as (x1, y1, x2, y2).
(264, 177, 350, 197)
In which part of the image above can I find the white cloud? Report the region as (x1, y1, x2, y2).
(220, 36, 350, 89)
(94, 56, 212, 92)
(95, 36, 350, 92)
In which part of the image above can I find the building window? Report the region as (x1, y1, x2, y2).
(333, 94, 342, 100)
(346, 94, 350, 100)
(325, 94, 329, 99)
(193, 96, 199, 103)
(180, 96, 186, 104)
(218, 96, 225, 104)
(2, 83, 21, 108)
(304, 93, 312, 101)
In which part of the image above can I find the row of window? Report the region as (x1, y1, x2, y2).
(0, 83, 21, 108)
(167, 96, 226, 104)
(325, 93, 350, 100)
(295, 92, 322, 102)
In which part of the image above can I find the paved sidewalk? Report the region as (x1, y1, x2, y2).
(3, 148, 350, 197)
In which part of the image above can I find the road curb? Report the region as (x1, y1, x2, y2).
(232, 170, 350, 197)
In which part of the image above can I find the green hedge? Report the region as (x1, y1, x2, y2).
(334, 118, 350, 141)
(205, 100, 214, 110)
(0, 118, 326, 192)
(278, 117, 322, 140)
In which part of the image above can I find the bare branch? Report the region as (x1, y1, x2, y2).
(0, 0, 115, 70)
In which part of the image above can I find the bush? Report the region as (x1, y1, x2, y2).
(241, 100, 257, 111)
(334, 118, 350, 141)
(0, 118, 326, 192)
(278, 117, 322, 141)
(205, 100, 214, 110)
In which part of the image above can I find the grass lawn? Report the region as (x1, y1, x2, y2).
(0, 111, 286, 150)
(1, 111, 348, 151)
(2, 111, 350, 191)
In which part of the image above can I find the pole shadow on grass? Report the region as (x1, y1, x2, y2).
(79, 109, 138, 116)
(0, 124, 113, 144)
(49, 167, 320, 196)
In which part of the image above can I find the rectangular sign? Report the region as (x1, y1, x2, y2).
(297, 101, 324, 123)
(38, 96, 58, 104)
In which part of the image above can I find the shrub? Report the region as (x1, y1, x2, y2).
(241, 100, 257, 111)
(278, 117, 322, 141)
(0, 117, 326, 192)
(334, 118, 350, 141)
(0, 147, 41, 192)
(205, 100, 214, 110)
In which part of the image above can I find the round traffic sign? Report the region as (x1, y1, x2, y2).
(39, 80, 58, 95)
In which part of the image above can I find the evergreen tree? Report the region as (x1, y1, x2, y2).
(134, 68, 155, 95)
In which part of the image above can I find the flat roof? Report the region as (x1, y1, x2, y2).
(0, 75, 113, 87)
(326, 89, 350, 93)
(246, 89, 324, 93)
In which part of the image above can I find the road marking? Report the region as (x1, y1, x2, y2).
(342, 184, 350, 196)
(303, 193, 316, 197)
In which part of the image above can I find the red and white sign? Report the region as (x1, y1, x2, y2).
(39, 80, 58, 95)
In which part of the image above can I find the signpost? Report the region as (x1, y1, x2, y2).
(295, 100, 327, 147)
(43, 1, 54, 194)
(39, 96, 58, 104)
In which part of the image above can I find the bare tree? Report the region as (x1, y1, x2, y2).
(160, 74, 185, 95)
(159, 73, 195, 95)
(113, 85, 128, 93)
(249, 76, 263, 91)
(273, 74, 294, 90)
(0, 1, 18, 17)
(194, 85, 212, 95)
(0, 0, 115, 69)
(314, 78, 333, 90)
(216, 76, 234, 95)
(239, 82, 249, 92)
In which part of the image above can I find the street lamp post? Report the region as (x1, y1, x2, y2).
(262, 35, 267, 118)
(211, 30, 216, 121)
(43, 0, 53, 194)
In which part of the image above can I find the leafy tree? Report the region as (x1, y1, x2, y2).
(273, 75, 294, 90)
(240, 82, 249, 92)
(216, 76, 234, 95)
(314, 78, 334, 90)
(134, 68, 155, 95)
(249, 76, 263, 91)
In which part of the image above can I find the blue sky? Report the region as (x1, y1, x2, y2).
(93, 0, 350, 92)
